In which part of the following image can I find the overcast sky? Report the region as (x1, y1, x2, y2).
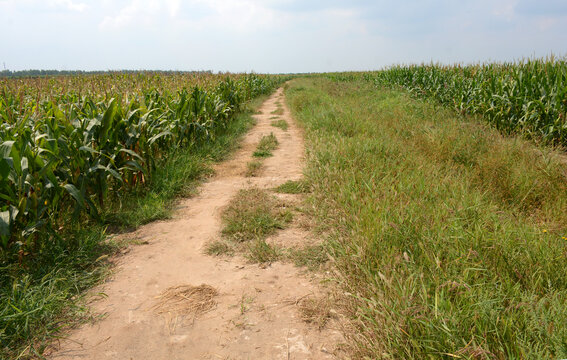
(1, 0, 566, 73)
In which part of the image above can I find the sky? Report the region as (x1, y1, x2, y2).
(1, 0, 566, 73)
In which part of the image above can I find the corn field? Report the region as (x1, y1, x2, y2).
(0, 72, 282, 252)
(330, 57, 567, 146)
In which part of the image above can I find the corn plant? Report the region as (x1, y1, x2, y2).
(328, 56, 567, 146)
(0, 72, 284, 254)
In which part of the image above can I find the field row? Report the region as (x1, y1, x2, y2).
(329, 57, 567, 146)
(0, 73, 283, 253)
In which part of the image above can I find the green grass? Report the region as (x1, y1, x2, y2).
(0, 229, 116, 359)
(0, 97, 263, 359)
(274, 180, 310, 194)
(270, 119, 289, 131)
(270, 107, 284, 115)
(328, 58, 567, 147)
(285, 77, 567, 359)
(246, 239, 281, 263)
(252, 133, 279, 158)
(286, 244, 327, 270)
(219, 188, 293, 264)
(221, 188, 292, 242)
(204, 239, 235, 257)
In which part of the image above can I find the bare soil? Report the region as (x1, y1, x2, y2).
(48, 88, 345, 360)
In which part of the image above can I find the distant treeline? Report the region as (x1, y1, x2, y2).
(0, 69, 214, 78)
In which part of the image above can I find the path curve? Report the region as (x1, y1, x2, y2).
(49, 88, 344, 360)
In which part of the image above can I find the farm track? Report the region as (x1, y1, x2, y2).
(48, 88, 344, 360)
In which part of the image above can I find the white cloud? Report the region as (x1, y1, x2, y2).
(187, 0, 286, 32)
(178, 0, 366, 35)
(0, 0, 88, 12)
(165, 0, 180, 17)
(49, 0, 88, 12)
(490, 0, 519, 20)
(98, 0, 367, 36)
(535, 16, 557, 31)
(100, 0, 164, 29)
(99, 0, 184, 29)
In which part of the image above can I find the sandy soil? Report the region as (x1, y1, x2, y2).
(48, 88, 345, 360)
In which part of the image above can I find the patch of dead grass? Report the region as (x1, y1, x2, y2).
(153, 284, 218, 317)
(298, 295, 334, 330)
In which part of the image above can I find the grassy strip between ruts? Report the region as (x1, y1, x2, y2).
(270, 119, 289, 131)
(285, 78, 567, 359)
(252, 133, 279, 158)
(245, 133, 280, 177)
(215, 187, 292, 263)
(0, 94, 269, 359)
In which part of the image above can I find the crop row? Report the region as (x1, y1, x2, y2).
(329, 57, 567, 146)
(0, 73, 282, 252)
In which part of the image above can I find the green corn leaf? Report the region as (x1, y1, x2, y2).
(0, 158, 10, 180)
(118, 148, 143, 161)
(79, 145, 99, 155)
(0, 211, 10, 236)
(0, 141, 15, 158)
(63, 183, 85, 208)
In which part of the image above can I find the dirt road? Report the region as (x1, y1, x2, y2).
(49, 88, 344, 360)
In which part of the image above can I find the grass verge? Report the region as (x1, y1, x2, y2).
(274, 180, 310, 194)
(285, 78, 567, 359)
(287, 244, 327, 270)
(0, 94, 267, 359)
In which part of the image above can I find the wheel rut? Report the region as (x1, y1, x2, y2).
(49, 88, 345, 360)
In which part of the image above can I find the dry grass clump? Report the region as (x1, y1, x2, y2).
(245, 160, 262, 177)
(204, 240, 235, 256)
(153, 284, 218, 317)
(298, 295, 334, 330)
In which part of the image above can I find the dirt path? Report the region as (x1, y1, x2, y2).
(49, 88, 344, 360)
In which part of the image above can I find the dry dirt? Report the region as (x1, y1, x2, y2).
(48, 88, 346, 360)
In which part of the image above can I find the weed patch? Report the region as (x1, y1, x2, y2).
(221, 188, 292, 242)
(204, 240, 235, 257)
(270, 119, 289, 131)
(274, 180, 310, 194)
(246, 239, 281, 263)
(245, 161, 263, 177)
(287, 244, 327, 270)
(253, 133, 278, 158)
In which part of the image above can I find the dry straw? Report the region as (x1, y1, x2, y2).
(153, 284, 218, 317)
